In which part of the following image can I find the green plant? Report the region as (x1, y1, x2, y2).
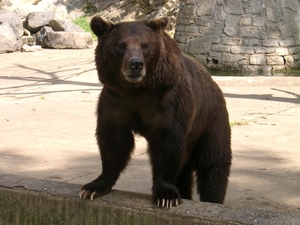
(72, 17, 96, 40)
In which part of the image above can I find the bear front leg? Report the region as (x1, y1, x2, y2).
(79, 123, 134, 200)
(147, 130, 185, 208)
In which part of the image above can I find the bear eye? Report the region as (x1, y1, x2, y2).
(118, 42, 127, 49)
(141, 43, 149, 50)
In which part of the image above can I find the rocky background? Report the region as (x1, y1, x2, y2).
(175, 0, 300, 74)
(0, 0, 179, 53)
(1, 0, 300, 74)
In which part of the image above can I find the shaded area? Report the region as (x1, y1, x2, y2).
(224, 88, 300, 104)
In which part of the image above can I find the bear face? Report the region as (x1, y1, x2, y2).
(90, 16, 182, 92)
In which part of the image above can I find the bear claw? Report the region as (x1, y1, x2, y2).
(157, 198, 180, 208)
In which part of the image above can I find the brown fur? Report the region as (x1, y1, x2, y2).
(79, 16, 232, 207)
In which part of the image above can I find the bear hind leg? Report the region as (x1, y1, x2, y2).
(195, 133, 231, 204)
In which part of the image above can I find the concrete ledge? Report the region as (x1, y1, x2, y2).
(0, 182, 299, 225)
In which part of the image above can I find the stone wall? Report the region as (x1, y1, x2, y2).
(174, 0, 300, 75)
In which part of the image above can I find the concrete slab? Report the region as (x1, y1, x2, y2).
(1, 46, 300, 224)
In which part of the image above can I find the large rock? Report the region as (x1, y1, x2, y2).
(0, 22, 19, 53)
(0, 11, 23, 38)
(48, 19, 84, 32)
(26, 11, 55, 33)
(63, 21, 84, 32)
(35, 26, 92, 49)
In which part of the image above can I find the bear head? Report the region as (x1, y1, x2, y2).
(90, 16, 176, 90)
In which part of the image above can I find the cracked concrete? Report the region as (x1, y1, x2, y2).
(0, 45, 300, 224)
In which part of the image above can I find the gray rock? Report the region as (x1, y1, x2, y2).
(26, 11, 55, 33)
(20, 36, 35, 46)
(21, 44, 42, 52)
(47, 32, 92, 49)
(35, 26, 54, 47)
(63, 21, 85, 32)
(0, 10, 23, 38)
(36, 27, 93, 49)
(0, 22, 19, 53)
(49, 19, 65, 31)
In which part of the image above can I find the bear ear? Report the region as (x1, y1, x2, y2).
(147, 17, 169, 32)
(90, 16, 114, 37)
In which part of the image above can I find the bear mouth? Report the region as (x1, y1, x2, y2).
(125, 74, 145, 83)
(122, 69, 146, 83)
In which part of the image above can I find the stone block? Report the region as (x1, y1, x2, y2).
(267, 56, 285, 65)
(279, 39, 295, 47)
(182, 5, 196, 16)
(176, 35, 189, 44)
(271, 65, 286, 71)
(276, 48, 289, 56)
(239, 17, 252, 26)
(223, 0, 243, 14)
(188, 36, 212, 54)
(195, 0, 215, 16)
(293, 54, 300, 60)
(212, 36, 221, 44)
(209, 51, 222, 58)
(243, 2, 263, 14)
(241, 65, 272, 73)
(183, 26, 199, 34)
(222, 53, 246, 63)
(231, 46, 254, 54)
(252, 15, 265, 27)
(195, 55, 207, 65)
(289, 46, 300, 54)
(250, 54, 266, 65)
(254, 47, 275, 54)
(266, 5, 282, 23)
(240, 27, 267, 39)
(266, 24, 280, 39)
(211, 44, 231, 52)
(224, 27, 237, 37)
(279, 20, 298, 38)
(220, 37, 241, 46)
(262, 40, 279, 47)
(284, 55, 294, 67)
(242, 38, 261, 46)
(238, 59, 248, 65)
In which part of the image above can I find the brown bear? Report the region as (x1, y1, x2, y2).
(79, 16, 232, 208)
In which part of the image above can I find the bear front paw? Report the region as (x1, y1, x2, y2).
(152, 182, 182, 208)
(78, 180, 112, 200)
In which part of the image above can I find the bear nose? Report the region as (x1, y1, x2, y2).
(129, 58, 144, 72)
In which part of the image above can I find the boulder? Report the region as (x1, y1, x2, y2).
(0, 22, 19, 53)
(26, 11, 55, 33)
(35, 26, 54, 47)
(0, 11, 23, 38)
(35, 26, 92, 49)
(63, 21, 84, 32)
(49, 19, 64, 31)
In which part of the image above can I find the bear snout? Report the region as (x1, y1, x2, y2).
(122, 57, 146, 83)
(129, 58, 144, 72)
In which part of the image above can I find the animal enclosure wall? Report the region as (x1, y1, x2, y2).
(174, 0, 300, 75)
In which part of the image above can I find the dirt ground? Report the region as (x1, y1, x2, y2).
(1, 46, 300, 216)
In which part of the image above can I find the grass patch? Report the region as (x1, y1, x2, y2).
(72, 17, 96, 40)
(230, 120, 248, 127)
